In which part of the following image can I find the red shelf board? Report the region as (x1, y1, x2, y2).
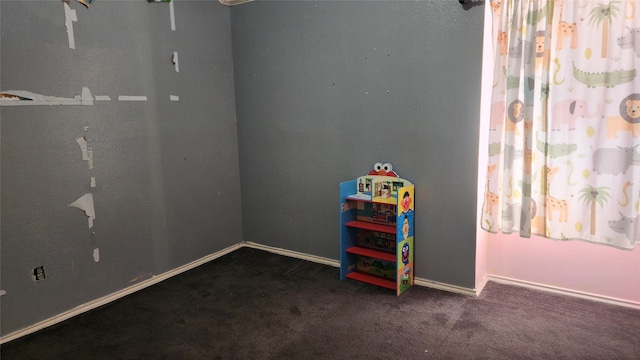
(345, 246, 396, 262)
(346, 272, 396, 290)
(345, 220, 396, 234)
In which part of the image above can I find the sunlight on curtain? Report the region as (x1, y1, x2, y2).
(482, 0, 640, 249)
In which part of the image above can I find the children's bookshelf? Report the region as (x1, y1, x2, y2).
(339, 162, 414, 296)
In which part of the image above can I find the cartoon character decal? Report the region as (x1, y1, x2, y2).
(368, 162, 399, 177)
(399, 189, 414, 240)
(401, 243, 410, 265)
(401, 191, 412, 213)
(400, 267, 412, 293)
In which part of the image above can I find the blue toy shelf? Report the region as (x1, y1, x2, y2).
(339, 163, 414, 295)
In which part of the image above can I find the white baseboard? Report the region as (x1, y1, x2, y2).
(242, 241, 341, 268)
(0, 243, 243, 345)
(414, 277, 482, 297)
(487, 275, 640, 310)
(243, 241, 481, 297)
(242, 242, 640, 308)
(7, 242, 633, 344)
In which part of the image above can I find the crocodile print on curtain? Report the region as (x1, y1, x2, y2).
(482, 0, 640, 249)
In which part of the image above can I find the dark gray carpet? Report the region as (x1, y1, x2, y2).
(2, 247, 639, 359)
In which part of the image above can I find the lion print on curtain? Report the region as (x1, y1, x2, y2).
(482, 0, 640, 249)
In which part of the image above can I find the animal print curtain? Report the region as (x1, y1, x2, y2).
(482, 0, 640, 249)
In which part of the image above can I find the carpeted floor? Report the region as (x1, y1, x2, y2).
(2, 247, 639, 359)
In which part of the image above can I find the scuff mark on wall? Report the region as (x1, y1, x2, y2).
(129, 273, 153, 283)
(0, 290, 7, 296)
(170, 95, 179, 101)
(69, 193, 95, 228)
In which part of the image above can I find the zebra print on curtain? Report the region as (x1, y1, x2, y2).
(482, 0, 640, 249)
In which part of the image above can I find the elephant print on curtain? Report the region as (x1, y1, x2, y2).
(482, 0, 640, 249)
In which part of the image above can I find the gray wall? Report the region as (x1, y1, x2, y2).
(1, 1, 242, 335)
(1, 0, 484, 338)
(232, 1, 483, 288)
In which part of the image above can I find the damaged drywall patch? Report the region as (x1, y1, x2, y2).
(71, 106, 98, 264)
(69, 193, 95, 228)
(77, 0, 94, 8)
(170, 0, 176, 30)
(87, 147, 94, 169)
(150, 0, 176, 29)
(75, 136, 94, 169)
(172, 51, 179, 72)
(79, 87, 94, 105)
(32, 266, 46, 282)
(118, 95, 148, 101)
(90, 232, 99, 262)
(0, 87, 93, 106)
(62, 1, 94, 49)
(219, 0, 256, 6)
(76, 136, 89, 160)
(63, 2, 78, 49)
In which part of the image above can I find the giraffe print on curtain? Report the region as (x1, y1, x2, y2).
(482, 0, 640, 249)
